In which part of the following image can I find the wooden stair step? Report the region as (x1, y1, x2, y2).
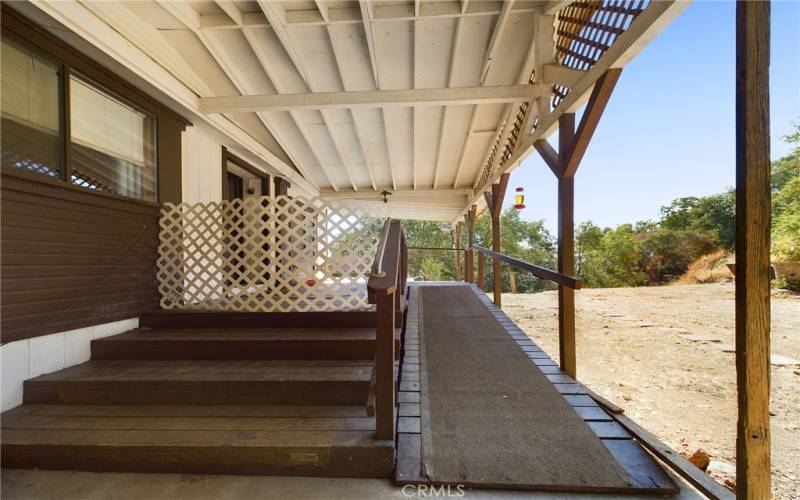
(23, 360, 372, 406)
(91, 328, 401, 360)
(1, 404, 394, 477)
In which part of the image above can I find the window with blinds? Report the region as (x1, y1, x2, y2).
(1, 37, 62, 178)
(1, 36, 158, 203)
(70, 74, 157, 202)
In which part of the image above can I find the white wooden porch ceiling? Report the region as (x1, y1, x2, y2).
(50, 0, 685, 221)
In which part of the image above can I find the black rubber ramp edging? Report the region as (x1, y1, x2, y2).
(420, 285, 631, 491)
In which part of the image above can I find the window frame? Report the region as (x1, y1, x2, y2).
(1, 31, 68, 180)
(68, 69, 159, 202)
(2, 32, 159, 203)
(0, 8, 189, 206)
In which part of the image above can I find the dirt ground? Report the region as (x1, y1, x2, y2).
(501, 282, 800, 499)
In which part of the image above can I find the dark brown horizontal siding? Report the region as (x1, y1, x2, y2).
(1, 172, 161, 344)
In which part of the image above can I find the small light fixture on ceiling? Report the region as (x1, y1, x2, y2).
(380, 190, 392, 203)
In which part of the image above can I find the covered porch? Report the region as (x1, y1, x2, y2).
(0, 0, 775, 497)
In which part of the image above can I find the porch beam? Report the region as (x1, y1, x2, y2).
(490, 173, 510, 307)
(542, 64, 586, 88)
(534, 139, 560, 177)
(557, 113, 576, 379)
(543, 0, 574, 16)
(319, 188, 472, 199)
(563, 68, 622, 177)
(200, 85, 542, 114)
(735, 1, 772, 498)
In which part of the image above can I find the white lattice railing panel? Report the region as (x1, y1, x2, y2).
(157, 196, 387, 312)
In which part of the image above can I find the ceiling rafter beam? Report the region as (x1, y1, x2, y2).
(242, 4, 355, 191)
(480, 0, 514, 83)
(314, 0, 331, 22)
(157, 0, 324, 190)
(325, 24, 378, 191)
(256, 0, 310, 83)
(432, 14, 465, 189)
(358, 0, 381, 88)
(200, 85, 542, 113)
(451, 105, 481, 188)
(254, 3, 361, 191)
(213, 0, 243, 25)
(196, 3, 540, 29)
(238, 28, 341, 191)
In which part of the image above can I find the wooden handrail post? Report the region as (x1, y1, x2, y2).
(477, 252, 485, 289)
(466, 206, 476, 282)
(558, 113, 577, 379)
(735, 1, 772, 496)
(375, 291, 396, 440)
(455, 222, 463, 281)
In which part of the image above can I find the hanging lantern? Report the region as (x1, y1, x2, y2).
(513, 187, 526, 210)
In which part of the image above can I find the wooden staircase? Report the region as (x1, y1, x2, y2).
(1, 312, 397, 478)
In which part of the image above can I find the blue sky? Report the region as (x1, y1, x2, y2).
(505, 0, 800, 234)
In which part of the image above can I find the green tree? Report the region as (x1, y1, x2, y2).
(659, 191, 735, 250)
(466, 208, 556, 293)
(402, 220, 458, 281)
(637, 229, 716, 284)
(772, 123, 800, 261)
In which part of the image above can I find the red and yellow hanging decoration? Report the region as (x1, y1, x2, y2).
(513, 187, 526, 210)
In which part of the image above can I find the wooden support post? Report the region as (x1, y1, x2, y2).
(466, 206, 476, 282)
(490, 174, 510, 307)
(454, 221, 463, 281)
(557, 113, 577, 379)
(477, 252, 486, 290)
(735, 1, 772, 497)
(509, 271, 517, 294)
(375, 291, 396, 440)
(532, 69, 621, 381)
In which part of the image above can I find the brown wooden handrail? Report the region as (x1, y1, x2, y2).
(473, 245, 582, 290)
(407, 246, 467, 252)
(366, 219, 406, 440)
(367, 220, 403, 297)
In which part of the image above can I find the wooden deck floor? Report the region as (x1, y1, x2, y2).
(396, 282, 677, 495)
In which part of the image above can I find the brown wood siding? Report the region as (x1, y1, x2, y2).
(1, 173, 160, 344)
(0, 8, 189, 344)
